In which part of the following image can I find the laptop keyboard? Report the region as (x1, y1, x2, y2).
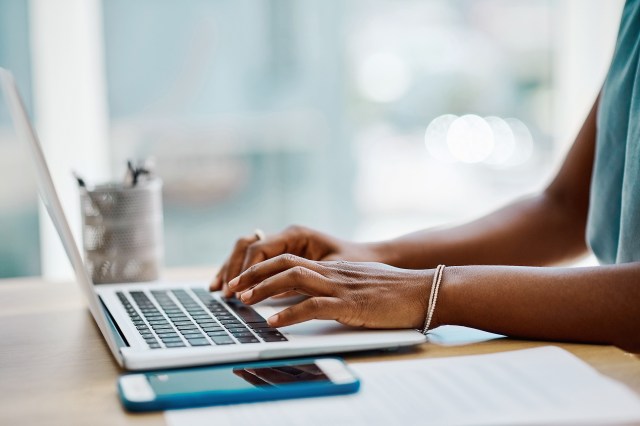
(116, 288, 287, 349)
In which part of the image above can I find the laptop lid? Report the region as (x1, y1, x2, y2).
(0, 68, 124, 366)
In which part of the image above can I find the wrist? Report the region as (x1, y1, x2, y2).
(365, 240, 400, 265)
(429, 265, 463, 329)
(410, 269, 435, 329)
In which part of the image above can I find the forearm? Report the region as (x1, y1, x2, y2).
(370, 95, 599, 270)
(370, 193, 589, 269)
(435, 263, 640, 352)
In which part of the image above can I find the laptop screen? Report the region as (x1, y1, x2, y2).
(0, 67, 124, 364)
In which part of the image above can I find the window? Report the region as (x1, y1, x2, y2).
(0, 0, 622, 279)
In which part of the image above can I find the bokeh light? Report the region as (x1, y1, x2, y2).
(356, 52, 411, 103)
(504, 118, 534, 167)
(446, 114, 494, 164)
(425, 114, 534, 167)
(484, 116, 515, 167)
(424, 114, 457, 163)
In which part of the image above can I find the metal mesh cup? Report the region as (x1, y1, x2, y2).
(80, 178, 164, 284)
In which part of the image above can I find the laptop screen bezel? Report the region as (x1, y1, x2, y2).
(0, 68, 124, 366)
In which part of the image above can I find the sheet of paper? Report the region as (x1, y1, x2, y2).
(165, 347, 640, 426)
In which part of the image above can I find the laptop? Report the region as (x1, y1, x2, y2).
(0, 68, 425, 371)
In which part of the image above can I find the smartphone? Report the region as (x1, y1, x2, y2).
(118, 358, 360, 411)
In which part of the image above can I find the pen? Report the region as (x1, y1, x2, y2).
(73, 171, 86, 188)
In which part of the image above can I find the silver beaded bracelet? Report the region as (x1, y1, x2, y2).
(421, 264, 446, 335)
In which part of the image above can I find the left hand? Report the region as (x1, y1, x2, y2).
(227, 254, 434, 329)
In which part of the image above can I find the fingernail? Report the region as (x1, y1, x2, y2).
(240, 289, 253, 302)
(267, 314, 279, 325)
(228, 277, 239, 288)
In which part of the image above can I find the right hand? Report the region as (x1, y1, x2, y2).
(210, 225, 382, 297)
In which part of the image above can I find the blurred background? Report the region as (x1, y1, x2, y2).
(0, 0, 624, 280)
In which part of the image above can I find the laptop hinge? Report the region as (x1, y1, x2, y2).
(99, 296, 130, 348)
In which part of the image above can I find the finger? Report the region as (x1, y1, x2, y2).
(240, 236, 291, 273)
(224, 235, 259, 285)
(221, 282, 235, 298)
(271, 290, 300, 299)
(209, 262, 228, 291)
(209, 274, 222, 291)
(239, 266, 330, 304)
(240, 226, 313, 273)
(228, 253, 323, 292)
(267, 297, 342, 327)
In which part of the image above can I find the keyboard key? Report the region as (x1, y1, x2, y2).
(168, 314, 188, 320)
(261, 335, 288, 342)
(236, 337, 260, 344)
(221, 323, 245, 330)
(151, 324, 174, 330)
(195, 318, 217, 325)
(216, 318, 237, 323)
(224, 327, 249, 333)
(181, 330, 204, 337)
(229, 332, 255, 338)
(148, 343, 161, 349)
(176, 324, 199, 330)
(247, 322, 270, 330)
(252, 327, 280, 334)
(211, 336, 236, 345)
(173, 320, 195, 326)
(165, 342, 186, 348)
(200, 325, 224, 332)
(156, 332, 179, 338)
(181, 302, 200, 307)
(167, 313, 188, 321)
(225, 299, 267, 323)
(161, 337, 183, 343)
(143, 314, 164, 320)
(254, 329, 285, 337)
(206, 330, 229, 337)
(187, 338, 211, 346)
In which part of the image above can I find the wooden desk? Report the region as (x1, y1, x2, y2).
(2, 269, 639, 426)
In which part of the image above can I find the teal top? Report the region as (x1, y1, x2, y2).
(587, 0, 640, 264)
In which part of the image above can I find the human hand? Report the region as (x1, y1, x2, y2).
(211, 225, 383, 297)
(227, 254, 433, 329)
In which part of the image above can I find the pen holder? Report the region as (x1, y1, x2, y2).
(80, 178, 164, 284)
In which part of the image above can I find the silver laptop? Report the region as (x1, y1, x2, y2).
(0, 68, 425, 371)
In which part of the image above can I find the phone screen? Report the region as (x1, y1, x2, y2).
(148, 363, 330, 396)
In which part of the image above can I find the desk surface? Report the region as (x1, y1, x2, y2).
(2, 269, 639, 426)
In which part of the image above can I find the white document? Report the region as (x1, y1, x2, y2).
(166, 346, 640, 426)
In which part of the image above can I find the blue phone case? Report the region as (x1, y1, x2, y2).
(118, 357, 360, 412)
